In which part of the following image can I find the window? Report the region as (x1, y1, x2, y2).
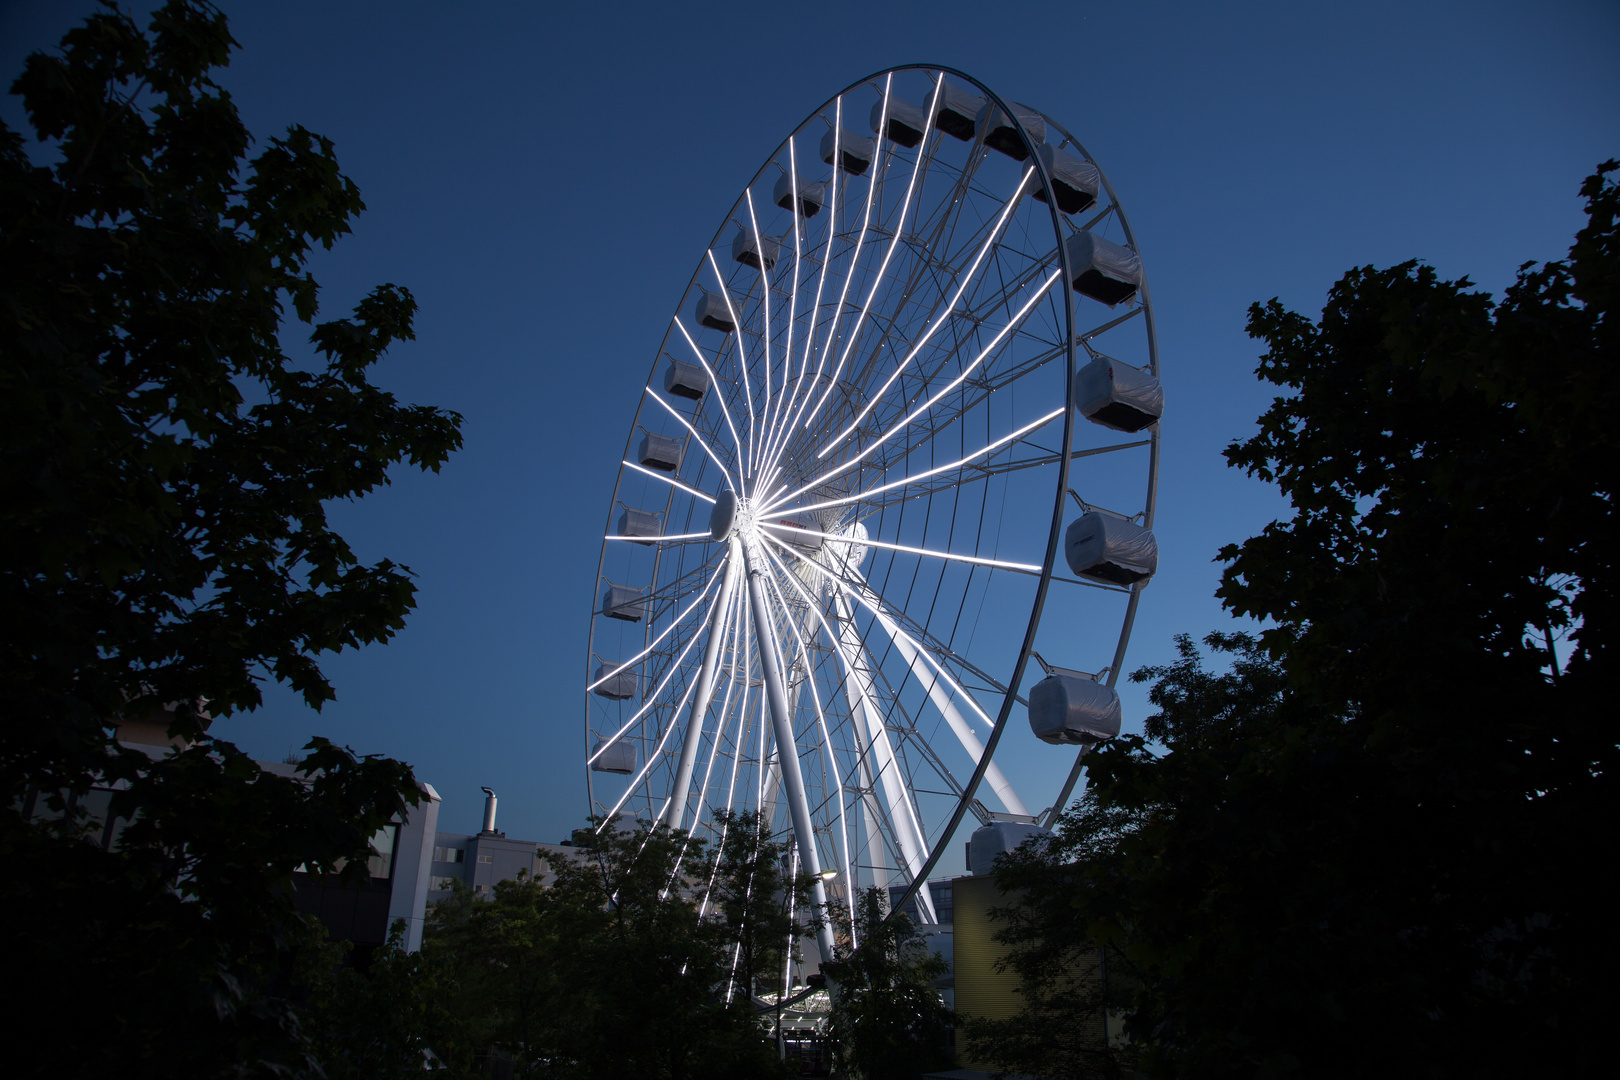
(433, 846, 465, 864)
(474, 884, 489, 895)
(430, 875, 461, 892)
(366, 824, 399, 880)
(477, 854, 492, 865)
(533, 856, 551, 875)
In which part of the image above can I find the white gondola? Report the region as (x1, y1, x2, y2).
(967, 820, 1050, 876)
(1064, 511, 1158, 587)
(731, 227, 780, 271)
(637, 432, 683, 472)
(1028, 673, 1123, 745)
(616, 508, 661, 545)
(820, 128, 874, 176)
(591, 738, 635, 774)
(976, 101, 1046, 160)
(693, 289, 735, 333)
(869, 94, 927, 148)
(664, 360, 709, 401)
(772, 173, 826, 218)
(601, 583, 649, 623)
(1063, 231, 1143, 307)
(931, 81, 984, 141)
(1074, 355, 1163, 434)
(1032, 144, 1101, 216)
(593, 661, 637, 700)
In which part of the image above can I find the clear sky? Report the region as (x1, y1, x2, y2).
(4, 1, 1617, 845)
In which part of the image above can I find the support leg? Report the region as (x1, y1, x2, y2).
(667, 552, 742, 831)
(741, 534, 839, 966)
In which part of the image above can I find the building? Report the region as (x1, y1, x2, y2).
(277, 758, 441, 957)
(951, 821, 1113, 1070)
(33, 711, 446, 962)
(424, 788, 576, 903)
(888, 878, 955, 925)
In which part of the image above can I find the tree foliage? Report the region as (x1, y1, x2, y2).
(0, 3, 462, 1074)
(981, 162, 1617, 1079)
(302, 919, 472, 1080)
(709, 808, 820, 1005)
(822, 887, 954, 1080)
(421, 820, 793, 1080)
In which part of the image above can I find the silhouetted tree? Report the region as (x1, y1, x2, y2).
(980, 162, 1617, 1078)
(823, 887, 953, 1080)
(0, 2, 462, 1074)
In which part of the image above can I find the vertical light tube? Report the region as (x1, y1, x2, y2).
(831, 593, 939, 924)
(857, 581, 1030, 818)
(739, 533, 838, 966)
(666, 551, 742, 831)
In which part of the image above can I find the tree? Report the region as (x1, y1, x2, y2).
(709, 808, 819, 1006)
(422, 872, 564, 1077)
(302, 919, 472, 1080)
(421, 819, 790, 1080)
(983, 162, 1617, 1078)
(822, 887, 954, 1080)
(0, 2, 462, 1074)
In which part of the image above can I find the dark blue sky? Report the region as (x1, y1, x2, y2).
(5, 1, 1617, 844)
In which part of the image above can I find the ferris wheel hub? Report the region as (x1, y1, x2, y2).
(709, 489, 740, 541)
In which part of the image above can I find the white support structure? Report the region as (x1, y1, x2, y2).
(740, 534, 839, 965)
(857, 581, 1030, 818)
(832, 593, 939, 924)
(666, 554, 742, 831)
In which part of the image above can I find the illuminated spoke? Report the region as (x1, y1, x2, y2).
(762, 407, 1064, 517)
(819, 168, 1034, 457)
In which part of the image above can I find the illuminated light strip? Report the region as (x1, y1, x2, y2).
(756, 550, 855, 925)
(820, 168, 1035, 457)
(762, 521, 1042, 573)
(758, 169, 807, 478)
(672, 316, 748, 482)
(764, 533, 1003, 736)
(793, 90, 884, 450)
(604, 531, 715, 543)
(668, 587, 745, 886)
(758, 531, 997, 761)
(588, 597, 715, 763)
(853, 571, 1027, 814)
(800, 72, 942, 437)
(622, 459, 717, 504)
(707, 250, 756, 494)
(761, 111, 843, 485)
(743, 188, 774, 457)
(758, 480, 791, 510)
(699, 552, 756, 924)
(644, 387, 739, 492)
(761, 407, 1064, 517)
(756, 538, 931, 897)
(585, 560, 725, 692)
(770, 270, 1062, 509)
(817, 265, 1062, 462)
(595, 668, 704, 832)
(767, 136, 804, 466)
(680, 590, 746, 898)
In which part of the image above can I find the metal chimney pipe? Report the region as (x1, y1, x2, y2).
(480, 787, 497, 834)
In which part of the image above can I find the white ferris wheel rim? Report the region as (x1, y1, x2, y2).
(582, 65, 1161, 933)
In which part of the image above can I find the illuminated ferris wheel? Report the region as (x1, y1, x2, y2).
(583, 66, 1163, 955)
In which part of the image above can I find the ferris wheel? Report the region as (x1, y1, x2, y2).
(583, 66, 1162, 956)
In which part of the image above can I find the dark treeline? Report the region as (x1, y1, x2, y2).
(299, 813, 949, 1080)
